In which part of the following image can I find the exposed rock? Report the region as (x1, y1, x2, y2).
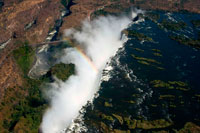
(24, 20, 36, 30)
(0, 0, 67, 102)
(0, 0, 199, 132)
(0, 38, 11, 50)
(0, 0, 65, 45)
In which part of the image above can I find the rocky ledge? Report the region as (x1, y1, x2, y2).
(0, 0, 199, 132)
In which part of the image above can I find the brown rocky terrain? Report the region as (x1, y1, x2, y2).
(0, 0, 199, 132)
(59, 0, 131, 32)
(0, 0, 64, 99)
(0, 0, 132, 101)
(133, 0, 200, 13)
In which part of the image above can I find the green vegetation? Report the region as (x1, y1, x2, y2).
(191, 20, 200, 27)
(96, 112, 174, 131)
(132, 54, 165, 70)
(106, 3, 124, 10)
(0, 81, 47, 132)
(136, 119, 173, 129)
(152, 49, 161, 52)
(178, 122, 200, 132)
(0, 41, 75, 132)
(13, 41, 34, 75)
(152, 49, 162, 57)
(156, 66, 165, 70)
(195, 94, 200, 98)
(150, 80, 189, 91)
(137, 60, 150, 65)
(124, 117, 173, 130)
(92, 9, 111, 18)
(127, 100, 135, 104)
(112, 114, 123, 125)
(113, 129, 130, 133)
(101, 114, 114, 122)
(132, 54, 161, 65)
(160, 19, 187, 31)
(153, 52, 162, 57)
(159, 95, 175, 99)
(100, 122, 110, 132)
(87, 110, 176, 132)
(133, 48, 144, 52)
(60, 0, 71, 8)
(146, 12, 160, 21)
(151, 104, 158, 107)
(124, 117, 137, 129)
(50, 63, 75, 81)
(168, 81, 187, 86)
(89, 110, 196, 132)
(169, 35, 200, 49)
(0, 42, 47, 132)
(104, 101, 113, 107)
(123, 29, 154, 42)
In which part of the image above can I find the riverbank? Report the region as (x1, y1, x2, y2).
(0, 0, 199, 132)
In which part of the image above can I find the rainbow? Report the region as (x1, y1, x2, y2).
(63, 37, 98, 73)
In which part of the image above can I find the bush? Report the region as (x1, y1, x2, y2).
(13, 41, 34, 75)
(51, 63, 75, 81)
(60, 0, 71, 8)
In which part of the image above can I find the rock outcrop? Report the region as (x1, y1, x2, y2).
(0, 0, 199, 132)
(0, 0, 66, 99)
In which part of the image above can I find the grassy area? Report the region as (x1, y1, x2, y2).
(133, 48, 144, 52)
(123, 29, 154, 42)
(146, 12, 160, 21)
(0, 41, 75, 132)
(131, 54, 165, 70)
(153, 52, 162, 57)
(150, 80, 189, 91)
(60, 0, 71, 8)
(85, 107, 199, 132)
(0, 80, 47, 132)
(160, 19, 187, 31)
(132, 54, 161, 65)
(169, 35, 200, 49)
(12, 41, 34, 75)
(50, 63, 75, 81)
(0, 42, 47, 132)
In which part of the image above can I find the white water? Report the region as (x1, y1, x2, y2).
(41, 12, 138, 133)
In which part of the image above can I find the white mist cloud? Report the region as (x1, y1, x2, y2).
(41, 14, 133, 133)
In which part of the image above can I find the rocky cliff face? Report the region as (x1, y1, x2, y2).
(0, 0, 199, 97)
(0, 0, 199, 132)
(0, 0, 132, 99)
(0, 0, 64, 44)
(0, 0, 66, 99)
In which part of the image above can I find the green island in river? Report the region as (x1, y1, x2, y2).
(0, 0, 200, 132)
